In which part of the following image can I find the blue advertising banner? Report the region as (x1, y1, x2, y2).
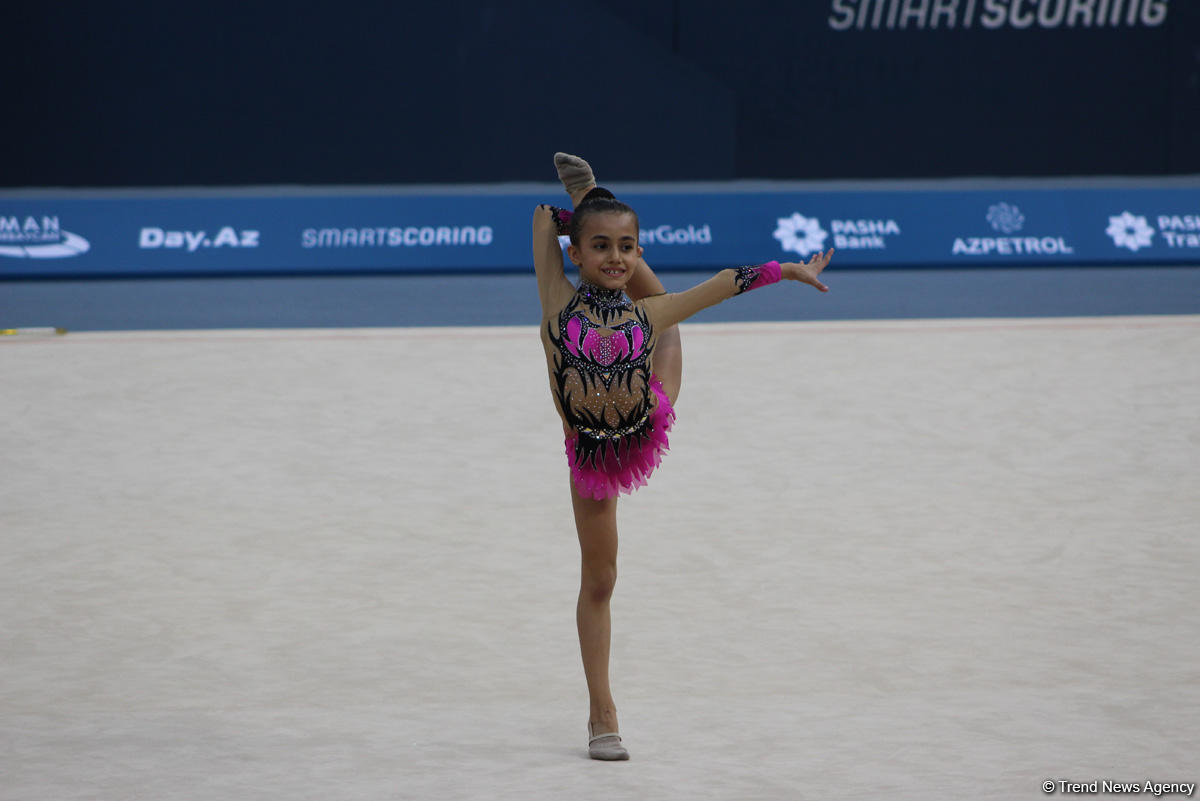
(1, 181, 1197, 279)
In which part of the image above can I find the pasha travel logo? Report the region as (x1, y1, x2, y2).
(952, 202, 1074, 257)
(1106, 212, 1155, 252)
(774, 212, 900, 256)
(0, 215, 91, 259)
(1107, 211, 1200, 252)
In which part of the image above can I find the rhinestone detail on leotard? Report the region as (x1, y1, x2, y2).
(547, 287, 656, 467)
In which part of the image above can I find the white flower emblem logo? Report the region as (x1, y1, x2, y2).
(987, 202, 1025, 234)
(773, 213, 828, 257)
(1106, 212, 1155, 252)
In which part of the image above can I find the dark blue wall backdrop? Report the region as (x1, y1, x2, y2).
(6, 0, 1199, 187)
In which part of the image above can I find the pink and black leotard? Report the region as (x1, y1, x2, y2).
(547, 281, 676, 499)
(537, 214, 781, 499)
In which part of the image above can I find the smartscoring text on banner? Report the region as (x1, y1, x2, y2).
(828, 0, 1170, 31)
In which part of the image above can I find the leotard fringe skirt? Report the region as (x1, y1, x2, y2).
(565, 374, 676, 500)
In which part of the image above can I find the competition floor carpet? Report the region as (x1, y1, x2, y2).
(2, 315, 1198, 800)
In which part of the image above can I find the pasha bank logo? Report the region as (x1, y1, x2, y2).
(0, 215, 91, 258)
(773, 213, 828, 257)
(773, 211, 899, 254)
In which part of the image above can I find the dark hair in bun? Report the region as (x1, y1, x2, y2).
(568, 188, 639, 246)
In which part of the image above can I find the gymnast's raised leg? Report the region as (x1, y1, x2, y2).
(553, 152, 683, 406)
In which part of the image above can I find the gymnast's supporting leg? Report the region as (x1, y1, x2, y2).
(570, 479, 629, 758)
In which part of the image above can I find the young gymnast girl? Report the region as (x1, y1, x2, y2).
(536, 153, 833, 760)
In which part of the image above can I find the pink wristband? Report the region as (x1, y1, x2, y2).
(734, 260, 782, 294)
(753, 260, 782, 289)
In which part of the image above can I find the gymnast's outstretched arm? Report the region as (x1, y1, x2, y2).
(642, 250, 833, 330)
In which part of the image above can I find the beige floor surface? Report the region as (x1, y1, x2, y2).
(2, 317, 1198, 801)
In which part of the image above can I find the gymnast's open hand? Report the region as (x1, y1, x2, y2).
(781, 248, 834, 292)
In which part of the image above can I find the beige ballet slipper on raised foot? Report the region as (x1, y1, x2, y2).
(588, 722, 630, 761)
(554, 152, 597, 197)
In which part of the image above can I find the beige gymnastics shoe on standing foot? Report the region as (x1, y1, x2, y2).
(588, 722, 630, 761)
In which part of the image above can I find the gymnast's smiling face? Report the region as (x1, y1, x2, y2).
(568, 211, 642, 292)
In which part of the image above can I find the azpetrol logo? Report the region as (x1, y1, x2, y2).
(773, 212, 899, 257)
(1106, 211, 1200, 252)
(952, 202, 1074, 257)
(986, 202, 1025, 234)
(0, 215, 91, 259)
